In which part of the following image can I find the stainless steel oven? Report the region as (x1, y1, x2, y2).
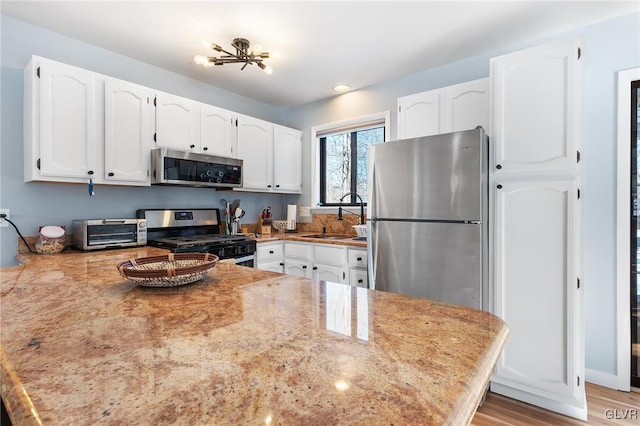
(137, 208, 256, 267)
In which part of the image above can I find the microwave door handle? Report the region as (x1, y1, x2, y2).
(101, 219, 127, 224)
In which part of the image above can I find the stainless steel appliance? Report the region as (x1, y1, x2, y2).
(367, 127, 488, 310)
(150, 148, 243, 188)
(137, 208, 256, 267)
(71, 218, 147, 251)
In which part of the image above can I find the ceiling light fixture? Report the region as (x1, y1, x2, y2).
(333, 84, 351, 93)
(194, 37, 272, 75)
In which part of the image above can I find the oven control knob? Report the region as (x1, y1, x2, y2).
(218, 171, 224, 177)
(206, 170, 214, 177)
(138, 222, 146, 229)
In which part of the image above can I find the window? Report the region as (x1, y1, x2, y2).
(314, 114, 388, 207)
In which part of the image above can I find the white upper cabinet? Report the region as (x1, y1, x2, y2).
(236, 115, 274, 191)
(273, 125, 302, 193)
(398, 90, 441, 139)
(443, 78, 490, 135)
(491, 39, 581, 176)
(32, 59, 100, 181)
(155, 92, 200, 152)
(200, 104, 236, 157)
(104, 78, 153, 185)
(397, 78, 489, 140)
(24, 56, 302, 190)
(236, 117, 302, 193)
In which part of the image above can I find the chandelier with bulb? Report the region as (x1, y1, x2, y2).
(194, 38, 272, 75)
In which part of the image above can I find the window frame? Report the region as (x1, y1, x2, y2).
(310, 111, 390, 211)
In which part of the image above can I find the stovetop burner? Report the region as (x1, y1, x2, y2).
(149, 234, 249, 248)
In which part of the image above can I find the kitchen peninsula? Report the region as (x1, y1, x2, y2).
(1, 247, 507, 425)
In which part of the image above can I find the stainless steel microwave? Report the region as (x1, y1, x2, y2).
(71, 219, 147, 251)
(150, 148, 243, 188)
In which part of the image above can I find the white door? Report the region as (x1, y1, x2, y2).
(397, 90, 441, 139)
(201, 104, 236, 157)
(104, 79, 153, 185)
(273, 126, 302, 193)
(155, 92, 200, 151)
(443, 78, 490, 135)
(492, 179, 583, 407)
(39, 60, 98, 179)
(491, 39, 581, 176)
(236, 115, 273, 190)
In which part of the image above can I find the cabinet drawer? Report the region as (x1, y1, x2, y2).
(349, 268, 368, 288)
(284, 242, 312, 260)
(256, 242, 283, 261)
(348, 249, 367, 268)
(313, 244, 346, 266)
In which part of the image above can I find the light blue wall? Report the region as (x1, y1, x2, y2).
(0, 15, 290, 268)
(283, 12, 640, 384)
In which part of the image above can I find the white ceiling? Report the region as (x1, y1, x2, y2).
(2, 1, 638, 108)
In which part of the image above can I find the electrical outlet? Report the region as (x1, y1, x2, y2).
(0, 209, 10, 228)
(299, 206, 311, 217)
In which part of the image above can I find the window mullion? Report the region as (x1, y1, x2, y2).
(350, 131, 358, 203)
(319, 137, 327, 205)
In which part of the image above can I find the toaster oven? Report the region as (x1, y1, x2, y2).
(71, 218, 147, 251)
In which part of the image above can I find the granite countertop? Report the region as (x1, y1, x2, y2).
(1, 247, 507, 425)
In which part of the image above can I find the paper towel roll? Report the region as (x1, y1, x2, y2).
(287, 205, 297, 231)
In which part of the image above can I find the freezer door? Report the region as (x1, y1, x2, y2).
(369, 220, 483, 309)
(369, 128, 486, 221)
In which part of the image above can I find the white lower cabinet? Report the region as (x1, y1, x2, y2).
(312, 244, 347, 284)
(348, 248, 368, 288)
(256, 241, 284, 273)
(283, 242, 312, 278)
(257, 241, 367, 286)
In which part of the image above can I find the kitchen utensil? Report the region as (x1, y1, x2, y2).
(235, 208, 245, 220)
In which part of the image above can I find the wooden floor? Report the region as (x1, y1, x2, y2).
(472, 384, 640, 425)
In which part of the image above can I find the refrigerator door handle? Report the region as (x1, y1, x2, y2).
(367, 219, 376, 290)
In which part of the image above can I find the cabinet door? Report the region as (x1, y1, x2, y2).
(349, 268, 368, 288)
(284, 259, 311, 278)
(201, 104, 236, 157)
(397, 90, 441, 139)
(104, 79, 153, 185)
(313, 264, 346, 284)
(155, 92, 200, 151)
(236, 115, 273, 190)
(39, 60, 98, 179)
(443, 78, 489, 135)
(491, 39, 581, 176)
(273, 126, 302, 193)
(492, 179, 580, 402)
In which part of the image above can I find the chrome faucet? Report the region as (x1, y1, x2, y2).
(337, 192, 365, 225)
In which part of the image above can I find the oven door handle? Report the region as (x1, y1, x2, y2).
(234, 254, 255, 264)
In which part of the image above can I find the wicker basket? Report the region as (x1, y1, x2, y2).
(116, 253, 218, 287)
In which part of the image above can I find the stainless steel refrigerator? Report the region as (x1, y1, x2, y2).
(367, 127, 488, 310)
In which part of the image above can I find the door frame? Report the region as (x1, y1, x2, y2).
(616, 67, 639, 391)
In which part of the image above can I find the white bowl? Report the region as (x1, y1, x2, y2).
(352, 224, 367, 238)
